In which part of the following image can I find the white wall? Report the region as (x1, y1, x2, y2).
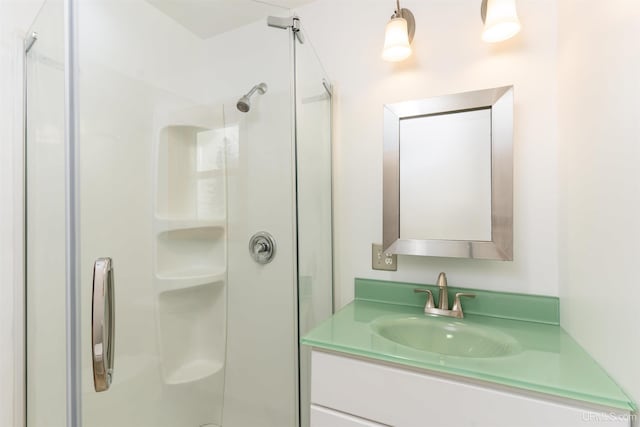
(558, 0, 640, 407)
(297, 0, 560, 307)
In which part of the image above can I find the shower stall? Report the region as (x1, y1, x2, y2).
(24, 1, 333, 426)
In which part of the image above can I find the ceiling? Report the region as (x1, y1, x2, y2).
(145, 0, 316, 39)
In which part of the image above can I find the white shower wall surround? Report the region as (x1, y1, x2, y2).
(23, 0, 333, 426)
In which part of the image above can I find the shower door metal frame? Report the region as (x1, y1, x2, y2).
(18, 28, 39, 427)
(21, 1, 81, 422)
(24, 0, 84, 425)
(289, 20, 302, 427)
(63, 0, 82, 425)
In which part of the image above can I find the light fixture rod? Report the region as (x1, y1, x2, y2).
(481, 0, 488, 22)
(396, 0, 401, 17)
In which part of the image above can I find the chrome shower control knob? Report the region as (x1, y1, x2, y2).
(249, 232, 277, 264)
(254, 242, 269, 253)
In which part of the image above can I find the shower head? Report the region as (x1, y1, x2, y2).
(237, 82, 268, 112)
(236, 96, 251, 113)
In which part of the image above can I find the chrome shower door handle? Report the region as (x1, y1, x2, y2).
(92, 257, 115, 392)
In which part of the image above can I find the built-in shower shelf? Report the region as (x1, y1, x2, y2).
(154, 217, 226, 234)
(153, 116, 228, 399)
(155, 269, 225, 293)
(164, 359, 224, 385)
(196, 169, 225, 177)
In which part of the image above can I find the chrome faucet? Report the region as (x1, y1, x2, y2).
(414, 272, 476, 319)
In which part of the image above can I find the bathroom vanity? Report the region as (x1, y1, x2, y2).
(309, 351, 632, 427)
(302, 279, 636, 427)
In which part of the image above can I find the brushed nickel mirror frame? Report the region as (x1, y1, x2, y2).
(383, 86, 514, 260)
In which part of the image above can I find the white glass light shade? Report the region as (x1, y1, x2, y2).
(382, 17, 412, 62)
(482, 0, 521, 43)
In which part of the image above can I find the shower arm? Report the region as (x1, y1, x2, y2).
(242, 82, 267, 99)
(244, 85, 260, 98)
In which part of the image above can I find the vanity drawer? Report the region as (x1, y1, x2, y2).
(310, 405, 387, 427)
(310, 350, 631, 427)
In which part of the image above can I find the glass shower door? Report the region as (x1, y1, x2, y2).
(26, 2, 332, 426)
(25, 1, 67, 425)
(77, 79, 229, 427)
(215, 14, 298, 427)
(76, 2, 228, 426)
(294, 30, 334, 427)
(75, 2, 299, 427)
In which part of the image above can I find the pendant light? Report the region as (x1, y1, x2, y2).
(481, 0, 521, 43)
(382, 0, 415, 62)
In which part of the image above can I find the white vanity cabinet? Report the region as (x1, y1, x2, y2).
(310, 350, 632, 427)
(310, 406, 386, 427)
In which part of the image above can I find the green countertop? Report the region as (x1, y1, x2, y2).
(302, 279, 635, 412)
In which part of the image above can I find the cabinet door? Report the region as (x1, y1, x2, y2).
(310, 405, 387, 427)
(311, 351, 631, 427)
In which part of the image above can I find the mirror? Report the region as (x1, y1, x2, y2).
(383, 86, 513, 260)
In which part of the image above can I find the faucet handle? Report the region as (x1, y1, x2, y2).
(451, 293, 476, 318)
(414, 288, 435, 309)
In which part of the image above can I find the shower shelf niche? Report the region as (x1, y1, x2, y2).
(155, 125, 227, 221)
(155, 269, 225, 294)
(164, 359, 224, 386)
(157, 280, 226, 385)
(153, 217, 226, 234)
(153, 116, 228, 386)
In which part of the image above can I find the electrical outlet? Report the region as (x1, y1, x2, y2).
(372, 243, 397, 271)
